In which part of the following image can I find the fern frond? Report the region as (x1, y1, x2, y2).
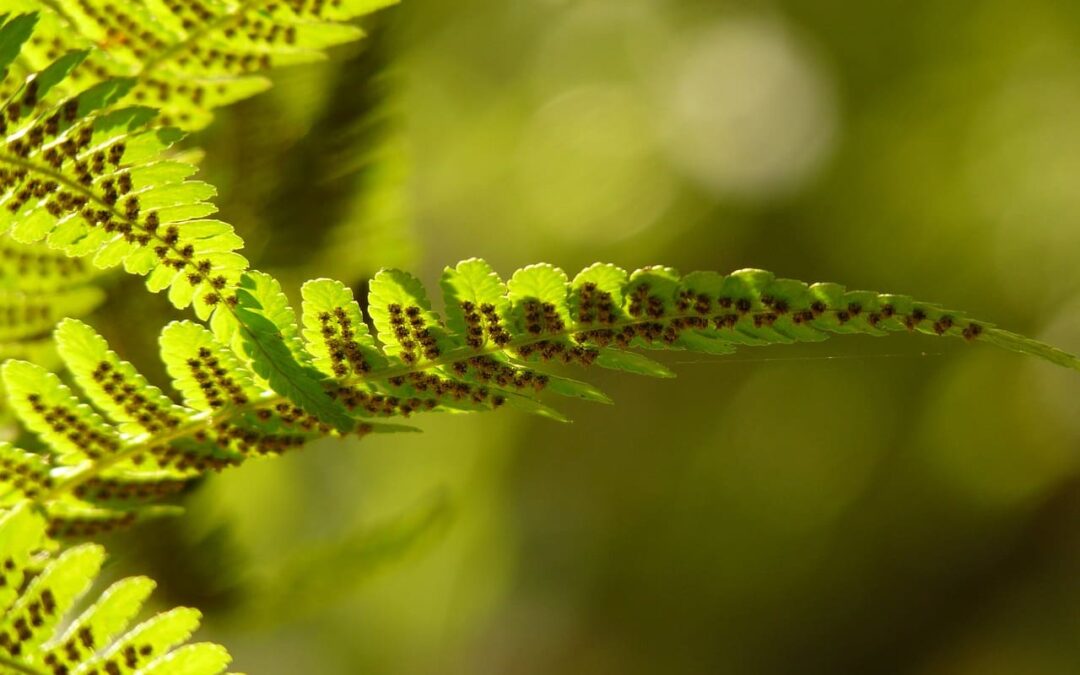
(0, 502, 232, 674)
(55, 318, 191, 437)
(0, 238, 97, 292)
(12, 0, 397, 130)
(0, 284, 101, 344)
(0, 235, 108, 425)
(0, 235, 106, 407)
(3, 261, 1078, 533)
(0, 13, 248, 319)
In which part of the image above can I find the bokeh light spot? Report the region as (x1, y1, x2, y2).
(659, 16, 839, 199)
(515, 84, 675, 242)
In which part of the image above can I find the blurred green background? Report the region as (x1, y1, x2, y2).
(91, 0, 1080, 673)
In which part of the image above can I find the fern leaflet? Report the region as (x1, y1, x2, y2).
(0, 502, 232, 675)
(0, 13, 248, 319)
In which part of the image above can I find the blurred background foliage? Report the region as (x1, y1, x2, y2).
(81, 0, 1080, 672)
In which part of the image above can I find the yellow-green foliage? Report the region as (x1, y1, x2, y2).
(0, 503, 231, 674)
(0, 13, 247, 319)
(2, 258, 1078, 539)
(9, 0, 396, 129)
(0, 4, 1078, 671)
(1, 3, 1078, 542)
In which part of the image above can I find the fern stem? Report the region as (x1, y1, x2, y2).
(41, 402, 226, 501)
(43, 314, 652, 500)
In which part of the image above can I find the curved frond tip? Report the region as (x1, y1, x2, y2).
(1, 261, 1076, 536)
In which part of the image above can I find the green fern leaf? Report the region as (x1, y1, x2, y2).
(368, 267, 455, 363)
(440, 260, 612, 404)
(0, 498, 44, 611)
(79, 607, 202, 672)
(0, 442, 52, 506)
(4, 261, 1079, 535)
(506, 263, 574, 339)
(591, 348, 675, 378)
(44, 501, 186, 539)
(0, 13, 248, 318)
(347, 260, 1080, 390)
(159, 319, 263, 412)
(0, 12, 36, 72)
(54, 318, 190, 437)
(42, 576, 156, 666)
(0, 502, 233, 675)
(569, 262, 675, 377)
(232, 271, 354, 433)
(1, 540, 105, 657)
(300, 277, 387, 378)
(440, 257, 511, 345)
(137, 642, 233, 675)
(1, 358, 121, 465)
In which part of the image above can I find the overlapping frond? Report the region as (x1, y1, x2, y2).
(3, 260, 1077, 534)
(0, 13, 248, 319)
(11, 0, 397, 129)
(0, 232, 106, 423)
(0, 237, 97, 292)
(0, 502, 232, 675)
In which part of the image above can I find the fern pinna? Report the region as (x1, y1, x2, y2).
(9, 0, 395, 130)
(2, 255, 1079, 538)
(0, 12, 247, 321)
(0, 503, 232, 675)
(0, 237, 103, 396)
